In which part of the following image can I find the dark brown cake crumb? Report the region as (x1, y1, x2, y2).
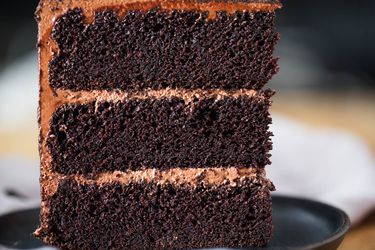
(47, 93, 273, 174)
(38, 178, 273, 249)
(49, 8, 279, 91)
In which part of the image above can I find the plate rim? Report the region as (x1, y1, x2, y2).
(271, 195, 351, 250)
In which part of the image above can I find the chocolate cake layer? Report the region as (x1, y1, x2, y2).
(47, 91, 273, 174)
(37, 178, 273, 249)
(49, 8, 279, 91)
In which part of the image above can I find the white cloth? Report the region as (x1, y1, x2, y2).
(0, 157, 40, 217)
(269, 115, 375, 224)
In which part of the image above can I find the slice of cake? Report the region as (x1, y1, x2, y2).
(34, 0, 281, 249)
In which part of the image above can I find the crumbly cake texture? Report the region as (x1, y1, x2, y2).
(49, 8, 279, 91)
(35, 0, 281, 249)
(38, 178, 274, 249)
(48, 91, 273, 174)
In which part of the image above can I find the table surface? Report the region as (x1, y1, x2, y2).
(0, 91, 374, 249)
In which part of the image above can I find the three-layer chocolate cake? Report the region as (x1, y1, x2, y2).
(34, 0, 281, 249)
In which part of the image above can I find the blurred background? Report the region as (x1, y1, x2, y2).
(0, 0, 374, 249)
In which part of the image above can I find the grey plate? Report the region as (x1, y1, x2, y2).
(0, 196, 350, 250)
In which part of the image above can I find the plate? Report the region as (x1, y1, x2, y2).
(0, 196, 350, 250)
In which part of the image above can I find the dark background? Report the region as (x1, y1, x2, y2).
(0, 0, 374, 90)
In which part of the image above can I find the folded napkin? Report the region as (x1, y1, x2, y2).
(269, 115, 375, 224)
